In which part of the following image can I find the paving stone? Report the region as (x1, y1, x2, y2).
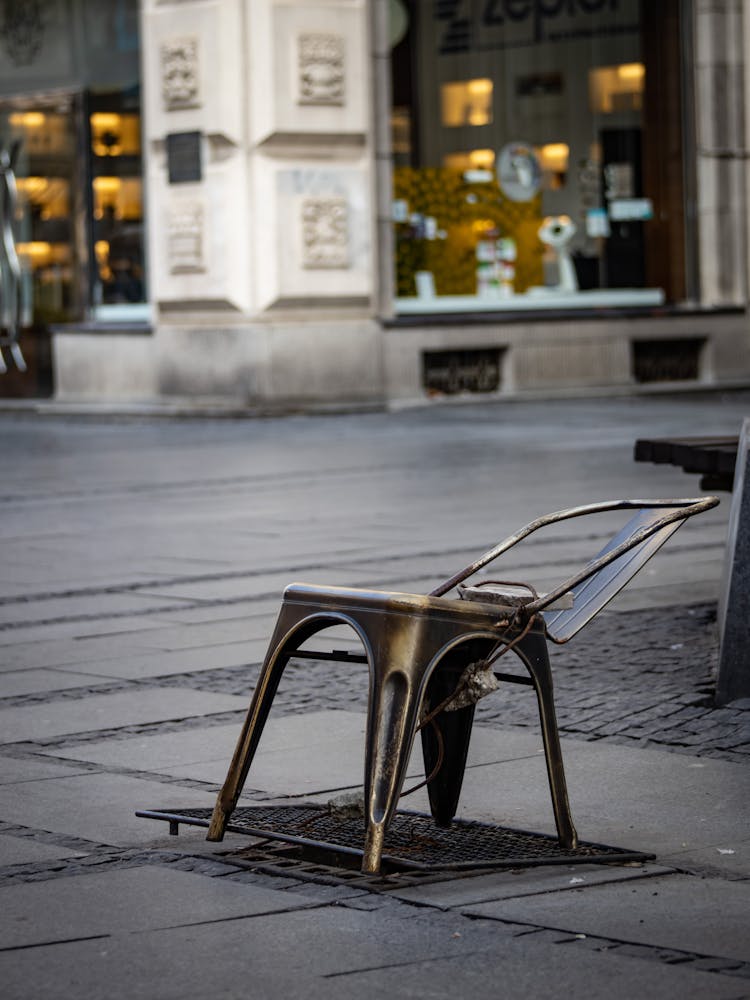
(0, 756, 91, 784)
(677, 729, 740, 746)
(0, 613, 190, 644)
(0, 773, 212, 847)
(679, 716, 728, 733)
(42, 712, 544, 795)
(0, 688, 249, 744)
(0, 669, 106, 698)
(57, 641, 267, 680)
(0, 592, 195, 629)
(117, 616, 280, 653)
(37, 723, 246, 773)
(389, 863, 674, 907)
(338, 950, 744, 1000)
(0, 864, 322, 949)
(0, 898, 742, 1000)
(463, 873, 750, 963)
(0, 635, 170, 671)
(0, 833, 86, 867)
(37, 711, 367, 773)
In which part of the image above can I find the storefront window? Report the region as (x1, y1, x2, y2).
(390, 0, 685, 315)
(0, 0, 144, 326)
(3, 99, 80, 325)
(89, 93, 146, 311)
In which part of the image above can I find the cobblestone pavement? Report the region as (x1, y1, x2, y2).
(183, 603, 750, 763)
(3, 602, 746, 777)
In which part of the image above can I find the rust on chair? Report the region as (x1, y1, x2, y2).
(208, 496, 719, 874)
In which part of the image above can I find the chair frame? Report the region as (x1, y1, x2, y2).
(207, 496, 718, 874)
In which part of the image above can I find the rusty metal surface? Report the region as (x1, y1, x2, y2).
(434, 497, 720, 642)
(431, 497, 719, 610)
(206, 497, 719, 876)
(142, 806, 653, 872)
(206, 585, 578, 874)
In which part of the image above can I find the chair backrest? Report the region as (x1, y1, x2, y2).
(541, 507, 687, 643)
(434, 497, 719, 644)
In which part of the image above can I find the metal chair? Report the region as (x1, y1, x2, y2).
(207, 496, 718, 873)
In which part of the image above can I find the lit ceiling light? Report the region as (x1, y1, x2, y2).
(468, 110, 490, 126)
(469, 148, 495, 169)
(93, 176, 122, 194)
(17, 241, 52, 264)
(467, 78, 493, 96)
(9, 111, 45, 128)
(618, 63, 645, 82)
(539, 143, 569, 172)
(17, 176, 48, 198)
(90, 113, 122, 130)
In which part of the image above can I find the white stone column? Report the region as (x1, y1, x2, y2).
(245, 0, 374, 312)
(694, 0, 749, 307)
(140, 0, 382, 405)
(141, 0, 251, 312)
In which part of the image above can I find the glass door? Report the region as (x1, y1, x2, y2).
(0, 92, 84, 325)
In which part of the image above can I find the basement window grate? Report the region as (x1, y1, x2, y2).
(423, 347, 503, 395)
(632, 337, 706, 383)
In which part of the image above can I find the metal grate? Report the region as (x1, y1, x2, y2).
(422, 348, 503, 395)
(137, 805, 652, 873)
(631, 337, 705, 383)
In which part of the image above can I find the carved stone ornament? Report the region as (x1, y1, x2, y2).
(160, 36, 201, 111)
(301, 197, 350, 269)
(167, 201, 206, 274)
(1, 0, 45, 67)
(298, 33, 345, 106)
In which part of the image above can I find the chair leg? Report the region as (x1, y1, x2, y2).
(420, 651, 480, 827)
(514, 629, 578, 850)
(361, 652, 435, 874)
(207, 607, 302, 841)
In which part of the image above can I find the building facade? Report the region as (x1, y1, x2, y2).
(1, 0, 749, 406)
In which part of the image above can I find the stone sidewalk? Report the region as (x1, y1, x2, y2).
(0, 394, 749, 998)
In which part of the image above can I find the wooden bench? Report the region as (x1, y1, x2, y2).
(634, 436, 739, 493)
(634, 426, 750, 704)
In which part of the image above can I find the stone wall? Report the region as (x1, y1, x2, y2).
(138, 0, 382, 403)
(694, 0, 749, 306)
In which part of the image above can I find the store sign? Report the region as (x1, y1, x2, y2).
(435, 0, 639, 54)
(484, 0, 619, 43)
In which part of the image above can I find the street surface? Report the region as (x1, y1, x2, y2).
(1, 392, 749, 997)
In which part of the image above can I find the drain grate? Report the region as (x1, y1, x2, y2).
(137, 805, 653, 874)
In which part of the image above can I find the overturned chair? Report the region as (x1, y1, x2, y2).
(207, 497, 719, 873)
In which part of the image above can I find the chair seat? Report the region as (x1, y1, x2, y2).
(458, 582, 575, 610)
(282, 581, 518, 623)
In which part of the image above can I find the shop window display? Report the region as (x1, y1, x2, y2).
(390, 0, 682, 315)
(89, 101, 145, 308)
(0, 0, 144, 325)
